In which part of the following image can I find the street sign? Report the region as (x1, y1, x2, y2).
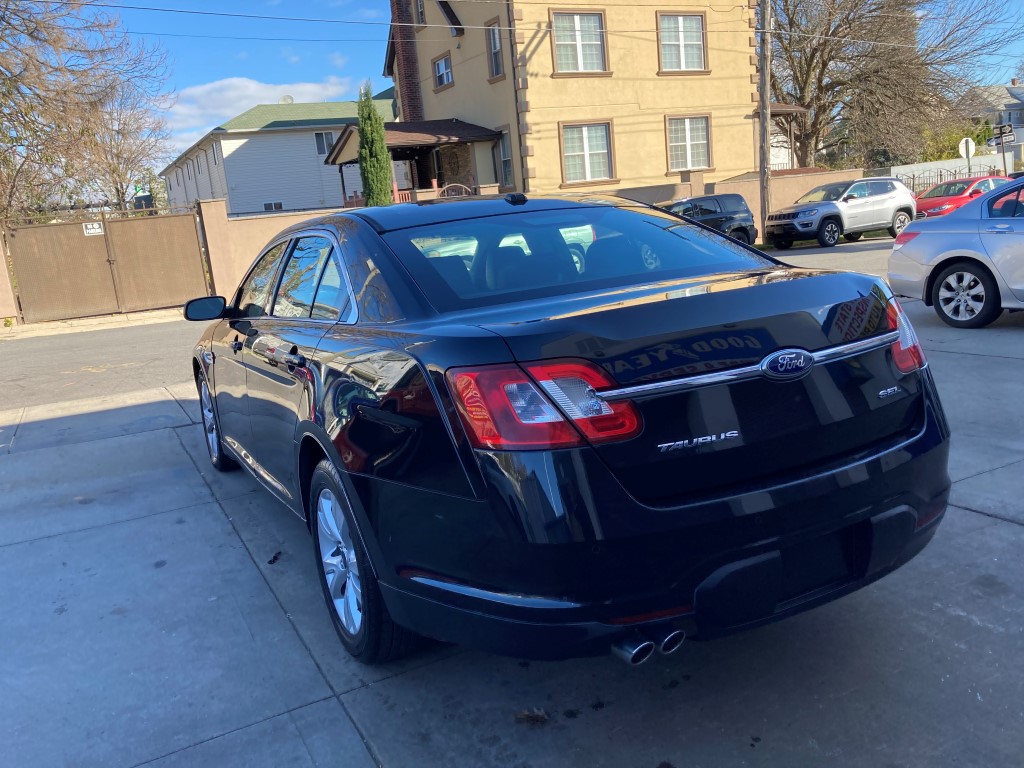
(82, 222, 104, 237)
(995, 123, 1014, 137)
(959, 137, 976, 160)
(999, 131, 1017, 145)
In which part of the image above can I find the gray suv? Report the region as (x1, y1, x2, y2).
(765, 177, 916, 249)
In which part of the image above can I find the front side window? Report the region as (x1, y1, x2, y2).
(487, 22, 504, 78)
(494, 132, 513, 188)
(272, 236, 333, 318)
(845, 182, 869, 199)
(659, 14, 705, 71)
(553, 13, 606, 73)
(667, 116, 710, 171)
(236, 242, 288, 318)
(433, 53, 453, 89)
(797, 183, 851, 203)
(562, 123, 612, 183)
(988, 186, 1024, 218)
(315, 131, 335, 156)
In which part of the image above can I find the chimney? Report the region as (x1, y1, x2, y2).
(389, 1, 424, 121)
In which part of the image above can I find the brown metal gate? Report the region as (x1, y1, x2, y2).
(6, 209, 210, 323)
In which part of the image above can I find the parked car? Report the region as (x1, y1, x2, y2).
(915, 176, 1010, 218)
(888, 179, 1024, 328)
(185, 195, 950, 665)
(765, 177, 916, 249)
(662, 194, 758, 244)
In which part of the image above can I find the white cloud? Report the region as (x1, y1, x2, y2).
(165, 76, 353, 153)
(329, 52, 348, 69)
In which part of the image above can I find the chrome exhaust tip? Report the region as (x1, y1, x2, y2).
(648, 627, 686, 655)
(610, 634, 656, 666)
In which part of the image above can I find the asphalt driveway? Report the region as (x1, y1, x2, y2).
(1, 290, 1022, 767)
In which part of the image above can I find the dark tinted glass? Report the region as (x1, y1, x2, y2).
(383, 206, 774, 312)
(236, 241, 287, 318)
(988, 186, 1024, 218)
(273, 236, 332, 318)
(868, 180, 893, 196)
(692, 198, 720, 215)
(311, 251, 352, 321)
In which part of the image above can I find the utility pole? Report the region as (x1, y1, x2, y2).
(757, 0, 772, 241)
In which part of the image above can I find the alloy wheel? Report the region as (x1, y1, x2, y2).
(893, 212, 910, 234)
(938, 271, 986, 322)
(316, 488, 363, 636)
(822, 221, 840, 245)
(200, 380, 219, 463)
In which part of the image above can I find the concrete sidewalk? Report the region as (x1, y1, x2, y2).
(1, 301, 1022, 767)
(0, 307, 184, 341)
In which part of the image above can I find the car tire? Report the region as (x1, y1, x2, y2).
(197, 374, 238, 472)
(816, 219, 841, 247)
(888, 210, 912, 238)
(931, 263, 1002, 329)
(310, 458, 418, 664)
(730, 229, 750, 245)
(569, 244, 586, 274)
(772, 239, 793, 250)
(844, 233, 862, 242)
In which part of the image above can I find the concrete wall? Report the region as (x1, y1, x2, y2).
(711, 168, 864, 237)
(0, 234, 17, 320)
(198, 199, 342, 295)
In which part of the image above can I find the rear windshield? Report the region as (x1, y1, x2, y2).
(381, 206, 774, 311)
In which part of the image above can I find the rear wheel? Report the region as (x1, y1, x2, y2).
(729, 229, 750, 245)
(844, 233, 862, 242)
(931, 263, 1002, 328)
(198, 375, 238, 472)
(888, 210, 912, 238)
(816, 219, 841, 247)
(310, 459, 417, 664)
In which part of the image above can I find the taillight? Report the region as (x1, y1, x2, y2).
(887, 299, 926, 374)
(446, 360, 641, 450)
(892, 231, 920, 250)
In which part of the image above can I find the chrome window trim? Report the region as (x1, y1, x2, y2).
(599, 331, 901, 401)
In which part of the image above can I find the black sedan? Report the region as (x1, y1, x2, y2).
(185, 195, 950, 666)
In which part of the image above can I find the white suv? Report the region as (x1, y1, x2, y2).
(765, 178, 916, 249)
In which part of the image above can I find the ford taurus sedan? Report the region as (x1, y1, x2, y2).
(889, 179, 1024, 327)
(185, 195, 950, 666)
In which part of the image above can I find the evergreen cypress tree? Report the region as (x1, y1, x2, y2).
(357, 82, 392, 207)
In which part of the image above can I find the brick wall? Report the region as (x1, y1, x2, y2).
(390, 0, 423, 121)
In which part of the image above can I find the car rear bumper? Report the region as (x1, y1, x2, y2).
(887, 250, 929, 301)
(380, 494, 947, 660)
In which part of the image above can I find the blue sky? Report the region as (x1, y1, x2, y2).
(107, 1, 1024, 155)
(108, 0, 394, 152)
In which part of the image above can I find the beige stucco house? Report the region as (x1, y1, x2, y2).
(358, 0, 759, 201)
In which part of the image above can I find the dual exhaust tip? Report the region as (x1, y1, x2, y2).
(610, 626, 686, 666)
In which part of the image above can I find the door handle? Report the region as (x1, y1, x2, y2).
(986, 226, 1014, 233)
(279, 352, 306, 368)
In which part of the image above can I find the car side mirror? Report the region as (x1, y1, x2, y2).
(842, 195, 856, 203)
(184, 296, 227, 321)
(970, 188, 983, 196)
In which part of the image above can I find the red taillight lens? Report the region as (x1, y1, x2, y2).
(887, 299, 926, 374)
(446, 360, 641, 450)
(892, 231, 920, 250)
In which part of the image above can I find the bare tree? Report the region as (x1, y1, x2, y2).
(771, 0, 1024, 167)
(0, 1, 169, 219)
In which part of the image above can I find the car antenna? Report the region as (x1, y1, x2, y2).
(504, 193, 528, 205)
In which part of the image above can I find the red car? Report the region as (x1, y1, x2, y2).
(916, 175, 1011, 218)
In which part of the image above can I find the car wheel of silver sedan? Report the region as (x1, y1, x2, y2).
(309, 458, 418, 663)
(931, 263, 1002, 329)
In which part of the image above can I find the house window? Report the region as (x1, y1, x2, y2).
(667, 116, 710, 171)
(493, 131, 513, 188)
(487, 21, 503, 78)
(658, 15, 706, 71)
(561, 123, 612, 183)
(433, 52, 453, 90)
(414, 0, 425, 25)
(175, 169, 181, 186)
(263, 202, 284, 211)
(186, 161, 192, 180)
(315, 131, 335, 156)
(552, 13, 607, 73)
(197, 156, 203, 175)
(212, 143, 219, 165)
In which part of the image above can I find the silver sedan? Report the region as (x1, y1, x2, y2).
(888, 179, 1024, 328)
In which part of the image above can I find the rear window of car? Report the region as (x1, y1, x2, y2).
(381, 206, 775, 312)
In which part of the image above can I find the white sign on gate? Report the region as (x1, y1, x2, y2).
(82, 221, 104, 237)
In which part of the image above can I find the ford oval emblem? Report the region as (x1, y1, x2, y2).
(760, 348, 814, 381)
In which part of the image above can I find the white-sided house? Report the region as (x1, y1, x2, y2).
(160, 90, 396, 215)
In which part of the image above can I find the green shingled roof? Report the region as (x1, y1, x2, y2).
(219, 99, 395, 131)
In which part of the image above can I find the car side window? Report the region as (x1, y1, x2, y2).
(311, 250, 353, 321)
(845, 182, 869, 199)
(693, 198, 720, 216)
(236, 241, 288, 318)
(867, 180, 891, 196)
(991, 178, 1010, 190)
(988, 187, 1024, 218)
(272, 235, 333, 318)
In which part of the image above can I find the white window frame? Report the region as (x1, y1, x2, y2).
(263, 202, 284, 211)
(433, 53, 453, 89)
(315, 131, 335, 156)
(562, 123, 612, 183)
(667, 116, 710, 171)
(487, 22, 503, 78)
(552, 12, 606, 73)
(658, 14, 706, 72)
